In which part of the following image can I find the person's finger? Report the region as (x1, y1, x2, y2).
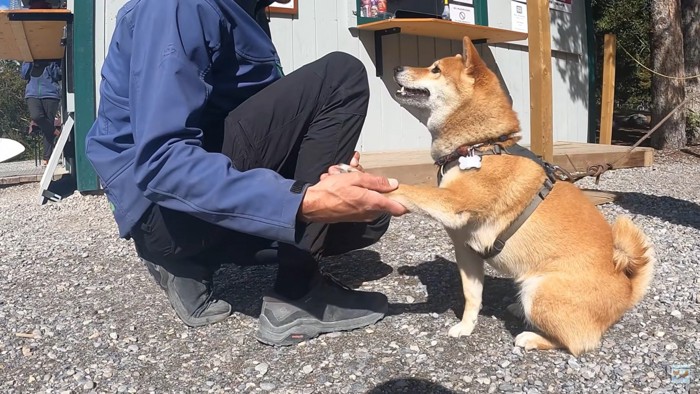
(350, 151, 361, 167)
(350, 172, 399, 192)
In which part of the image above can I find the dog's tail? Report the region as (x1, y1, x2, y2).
(612, 216, 655, 306)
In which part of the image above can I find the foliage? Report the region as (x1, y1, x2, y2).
(0, 60, 35, 161)
(591, 0, 652, 111)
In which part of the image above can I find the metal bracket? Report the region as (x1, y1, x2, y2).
(374, 27, 401, 77)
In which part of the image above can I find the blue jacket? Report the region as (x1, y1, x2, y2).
(85, 0, 306, 242)
(21, 61, 62, 99)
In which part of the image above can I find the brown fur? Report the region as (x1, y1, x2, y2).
(388, 37, 655, 356)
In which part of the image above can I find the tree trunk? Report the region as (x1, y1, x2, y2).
(651, 0, 686, 149)
(682, 0, 700, 145)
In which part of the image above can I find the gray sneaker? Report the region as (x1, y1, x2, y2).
(256, 272, 388, 346)
(143, 259, 231, 327)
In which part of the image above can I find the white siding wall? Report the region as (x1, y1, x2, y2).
(94, 0, 590, 153)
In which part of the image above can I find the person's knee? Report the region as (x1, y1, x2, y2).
(322, 52, 368, 88)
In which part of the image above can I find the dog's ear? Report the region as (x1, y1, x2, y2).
(461, 36, 480, 69)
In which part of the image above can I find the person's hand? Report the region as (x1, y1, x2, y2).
(299, 171, 408, 223)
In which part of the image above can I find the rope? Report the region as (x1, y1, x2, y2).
(618, 42, 700, 81)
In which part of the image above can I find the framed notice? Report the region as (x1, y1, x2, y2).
(268, 0, 298, 15)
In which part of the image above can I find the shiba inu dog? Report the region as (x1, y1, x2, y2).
(385, 37, 655, 355)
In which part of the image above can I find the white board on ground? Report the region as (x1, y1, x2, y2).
(38, 115, 73, 205)
(0, 138, 26, 163)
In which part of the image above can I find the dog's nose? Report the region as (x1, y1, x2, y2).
(394, 66, 404, 74)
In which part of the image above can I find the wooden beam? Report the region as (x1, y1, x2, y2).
(599, 33, 617, 144)
(526, 0, 553, 162)
(9, 21, 33, 60)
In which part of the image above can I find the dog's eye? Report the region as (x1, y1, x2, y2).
(431, 66, 440, 74)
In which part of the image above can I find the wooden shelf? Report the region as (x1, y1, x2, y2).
(356, 18, 527, 76)
(357, 18, 528, 43)
(0, 9, 72, 62)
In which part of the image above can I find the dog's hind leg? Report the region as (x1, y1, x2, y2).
(519, 274, 615, 356)
(446, 230, 485, 337)
(514, 331, 561, 351)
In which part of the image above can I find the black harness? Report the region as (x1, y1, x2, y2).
(435, 140, 558, 259)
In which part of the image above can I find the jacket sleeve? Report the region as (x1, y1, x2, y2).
(128, 1, 306, 244)
(48, 62, 62, 82)
(20, 62, 31, 80)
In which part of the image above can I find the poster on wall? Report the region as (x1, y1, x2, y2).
(450, 2, 475, 25)
(268, 0, 298, 15)
(511, 1, 528, 33)
(549, 0, 572, 13)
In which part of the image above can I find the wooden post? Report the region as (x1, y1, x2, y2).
(599, 33, 617, 144)
(526, 0, 553, 162)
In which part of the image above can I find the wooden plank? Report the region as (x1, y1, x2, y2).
(526, 0, 553, 162)
(356, 18, 528, 43)
(0, 10, 68, 61)
(599, 33, 617, 145)
(10, 21, 32, 60)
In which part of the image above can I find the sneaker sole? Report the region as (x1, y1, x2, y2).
(255, 308, 387, 346)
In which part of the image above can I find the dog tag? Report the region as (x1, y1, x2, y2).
(458, 154, 482, 170)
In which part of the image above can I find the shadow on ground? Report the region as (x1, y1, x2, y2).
(390, 256, 524, 336)
(366, 378, 457, 393)
(599, 190, 700, 230)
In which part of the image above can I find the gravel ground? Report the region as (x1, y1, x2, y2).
(1, 150, 698, 394)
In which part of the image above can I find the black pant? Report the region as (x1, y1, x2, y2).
(26, 97, 60, 161)
(131, 52, 390, 298)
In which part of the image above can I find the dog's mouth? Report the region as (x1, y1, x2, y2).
(395, 83, 430, 98)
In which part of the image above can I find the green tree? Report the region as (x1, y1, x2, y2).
(0, 60, 33, 160)
(591, 0, 652, 110)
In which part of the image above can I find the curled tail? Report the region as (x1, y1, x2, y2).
(612, 216, 655, 306)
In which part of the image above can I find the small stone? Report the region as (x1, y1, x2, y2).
(499, 384, 514, 392)
(580, 368, 595, 380)
(410, 345, 419, 352)
(567, 358, 580, 369)
(670, 310, 682, 319)
(655, 331, 665, 338)
(260, 382, 277, 391)
(476, 377, 491, 385)
(406, 296, 415, 303)
(463, 376, 473, 383)
(255, 363, 269, 377)
(512, 347, 523, 356)
(109, 333, 118, 340)
(21, 347, 32, 357)
(500, 360, 511, 368)
(81, 252, 89, 258)
(83, 380, 96, 390)
(665, 342, 678, 351)
(127, 344, 139, 352)
(302, 365, 313, 374)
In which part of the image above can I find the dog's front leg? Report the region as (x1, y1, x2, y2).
(386, 184, 474, 229)
(446, 230, 484, 337)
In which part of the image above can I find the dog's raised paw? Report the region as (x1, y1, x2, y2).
(448, 320, 476, 338)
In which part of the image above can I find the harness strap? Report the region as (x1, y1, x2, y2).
(474, 178, 553, 259)
(434, 142, 558, 260)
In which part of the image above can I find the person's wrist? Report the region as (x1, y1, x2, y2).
(293, 181, 313, 223)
